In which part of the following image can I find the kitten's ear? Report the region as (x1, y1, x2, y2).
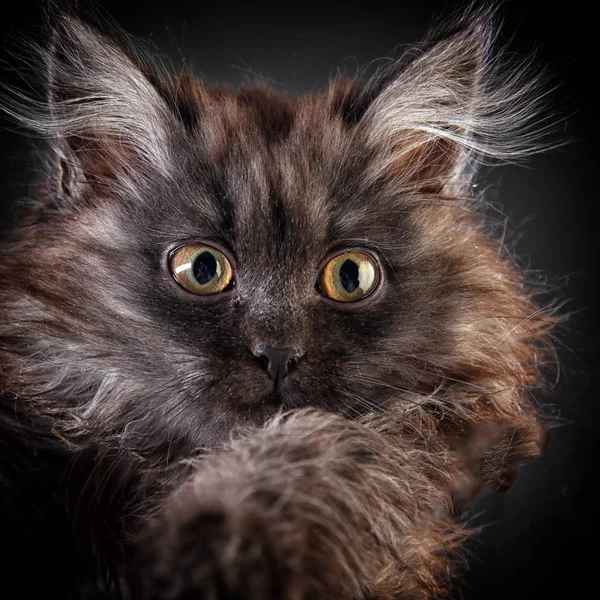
(45, 13, 174, 201)
(357, 12, 543, 194)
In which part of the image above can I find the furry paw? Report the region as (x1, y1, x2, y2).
(130, 507, 292, 600)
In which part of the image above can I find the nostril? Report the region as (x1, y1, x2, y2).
(286, 354, 300, 375)
(255, 352, 270, 373)
(252, 347, 304, 383)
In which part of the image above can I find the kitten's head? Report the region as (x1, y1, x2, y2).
(0, 5, 556, 462)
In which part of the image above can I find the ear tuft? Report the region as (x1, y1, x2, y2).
(0, 3, 179, 205)
(47, 14, 175, 193)
(355, 5, 556, 194)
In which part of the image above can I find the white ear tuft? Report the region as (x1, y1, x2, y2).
(2, 13, 176, 200)
(359, 12, 556, 193)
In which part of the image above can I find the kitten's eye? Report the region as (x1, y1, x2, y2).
(169, 244, 233, 295)
(318, 251, 381, 302)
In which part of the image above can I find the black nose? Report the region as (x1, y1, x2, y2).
(253, 347, 302, 384)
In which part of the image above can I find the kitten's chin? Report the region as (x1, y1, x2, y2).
(172, 381, 308, 452)
(227, 397, 283, 432)
(257, 382, 305, 411)
(261, 388, 284, 407)
(233, 374, 295, 409)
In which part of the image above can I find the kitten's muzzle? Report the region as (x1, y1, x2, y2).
(253, 347, 303, 388)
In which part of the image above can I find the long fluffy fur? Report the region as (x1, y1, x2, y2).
(130, 408, 473, 600)
(0, 2, 559, 598)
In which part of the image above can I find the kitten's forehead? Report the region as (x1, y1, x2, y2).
(193, 85, 356, 263)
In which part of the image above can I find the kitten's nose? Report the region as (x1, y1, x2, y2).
(253, 347, 303, 384)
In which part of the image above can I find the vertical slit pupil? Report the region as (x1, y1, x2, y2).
(339, 259, 360, 293)
(193, 251, 218, 285)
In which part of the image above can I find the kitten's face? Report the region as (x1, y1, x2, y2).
(0, 13, 544, 460)
(17, 87, 452, 452)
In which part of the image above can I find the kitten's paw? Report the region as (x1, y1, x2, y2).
(451, 416, 549, 511)
(479, 418, 549, 492)
(130, 507, 292, 600)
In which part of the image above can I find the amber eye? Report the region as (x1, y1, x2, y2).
(318, 251, 381, 302)
(169, 244, 233, 295)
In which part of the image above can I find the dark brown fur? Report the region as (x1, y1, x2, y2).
(131, 410, 465, 600)
(0, 2, 558, 598)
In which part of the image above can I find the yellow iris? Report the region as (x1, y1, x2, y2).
(319, 251, 380, 302)
(169, 244, 233, 295)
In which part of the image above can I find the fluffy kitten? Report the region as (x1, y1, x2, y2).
(0, 2, 557, 598)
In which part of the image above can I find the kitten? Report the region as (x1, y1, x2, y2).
(0, 2, 557, 598)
